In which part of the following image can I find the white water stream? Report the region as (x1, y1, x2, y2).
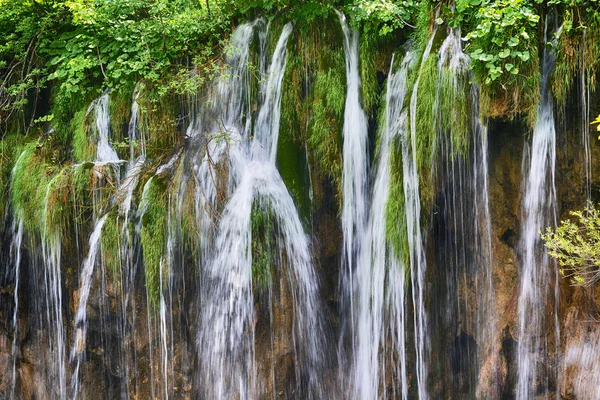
(516, 19, 559, 400)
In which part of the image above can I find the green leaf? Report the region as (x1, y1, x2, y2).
(507, 37, 520, 47)
(517, 51, 530, 61)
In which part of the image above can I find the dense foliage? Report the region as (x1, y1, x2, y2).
(2, 0, 599, 134)
(542, 202, 600, 286)
(1, 0, 600, 298)
(0, 0, 232, 134)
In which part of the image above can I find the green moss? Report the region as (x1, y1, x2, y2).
(378, 75, 409, 275)
(43, 168, 73, 241)
(71, 163, 96, 225)
(278, 18, 346, 211)
(386, 142, 409, 273)
(140, 176, 168, 307)
(138, 90, 180, 160)
(307, 61, 345, 207)
(438, 67, 471, 157)
(359, 36, 380, 118)
(101, 211, 122, 281)
(9, 135, 97, 244)
(251, 199, 276, 291)
(171, 162, 199, 260)
(413, 1, 434, 52)
(276, 120, 311, 222)
(52, 87, 96, 146)
(280, 47, 303, 143)
(108, 86, 133, 144)
(276, 37, 312, 219)
(72, 106, 96, 162)
(0, 134, 27, 221)
(11, 141, 55, 236)
(552, 16, 600, 108)
(414, 53, 438, 203)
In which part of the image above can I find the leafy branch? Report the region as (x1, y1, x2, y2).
(541, 201, 600, 286)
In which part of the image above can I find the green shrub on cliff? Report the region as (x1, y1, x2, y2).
(542, 202, 600, 286)
(140, 176, 168, 306)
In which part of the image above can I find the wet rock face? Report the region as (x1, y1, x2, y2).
(559, 288, 599, 399)
(0, 337, 11, 393)
(487, 118, 523, 335)
(429, 98, 600, 400)
(1, 74, 600, 400)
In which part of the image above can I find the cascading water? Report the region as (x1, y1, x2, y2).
(117, 86, 147, 399)
(41, 181, 68, 400)
(472, 122, 497, 398)
(335, 12, 370, 391)
(516, 19, 559, 399)
(92, 93, 120, 164)
(351, 50, 414, 400)
(70, 214, 108, 398)
(69, 89, 138, 398)
(5, 9, 600, 400)
(428, 29, 497, 398)
(8, 148, 69, 399)
(580, 30, 592, 200)
(564, 329, 600, 399)
(185, 19, 261, 264)
(254, 23, 293, 162)
(8, 217, 23, 400)
(196, 21, 326, 399)
(7, 149, 26, 400)
(405, 30, 438, 400)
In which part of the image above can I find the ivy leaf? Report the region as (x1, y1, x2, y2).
(517, 51, 530, 61)
(492, 36, 504, 46)
(499, 48, 510, 58)
(507, 37, 520, 47)
(506, 63, 519, 75)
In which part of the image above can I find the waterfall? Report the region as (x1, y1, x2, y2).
(186, 20, 260, 264)
(8, 148, 69, 399)
(405, 30, 438, 400)
(120, 86, 146, 220)
(580, 30, 592, 200)
(42, 182, 68, 400)
(9, 218, 23, 400)
(91, 93, 120, 164)
(473, 122, 497, 398)
(197, 22, 326, 399)
(200, 163, 325, 399)
(564, 330, 600, 398)
(335, 11, 370, 388)
(352, 50, 415, 399)
(516, 19, 559, 399)
(70, 214, 109, 398)
(8, 149, 26, 400)
(427, 29, 498, 397)
(119, 86, 146, 399)
(70, 87, 147, 397)
(254, 23, 293, 162)
(6, 10, 600, 400)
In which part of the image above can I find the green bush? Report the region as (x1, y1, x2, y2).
(542, 202, 600, 286)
